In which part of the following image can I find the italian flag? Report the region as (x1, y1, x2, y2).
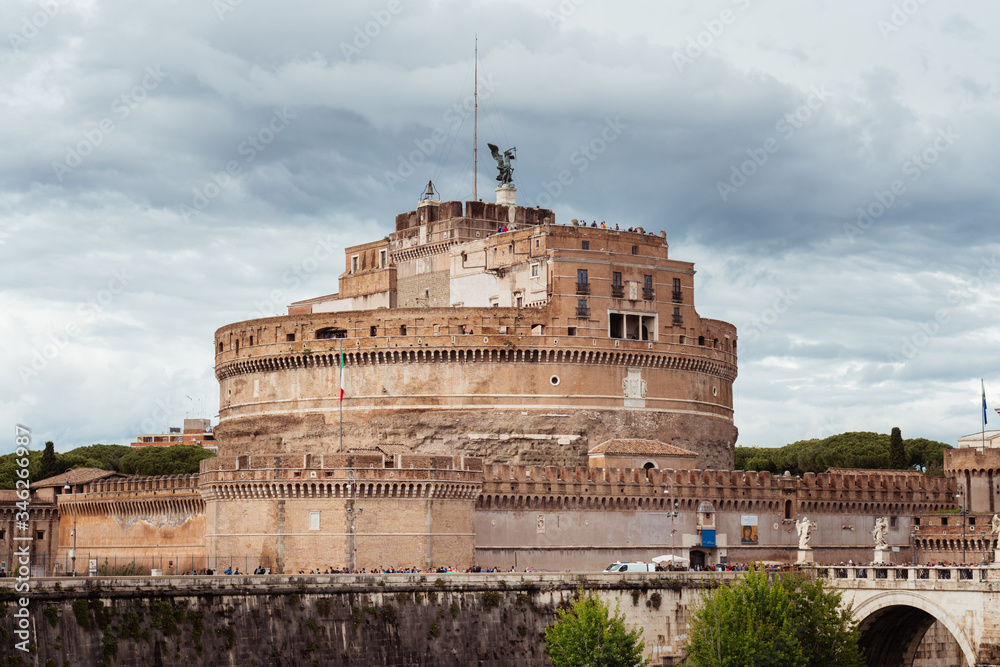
(339, 346, 346, 402)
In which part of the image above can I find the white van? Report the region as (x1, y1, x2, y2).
(603, 562, 654, 572)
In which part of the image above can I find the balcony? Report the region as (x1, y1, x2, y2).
(611, 284, 624, 298)
(672, 290, 682, 303)
(575, 282, 591, 295)
(643, 287, 655, 301)
(672, 315, 683, 326)
(576, 306, 590, 318)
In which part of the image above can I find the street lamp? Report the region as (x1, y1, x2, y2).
(663, 487, 679, 567)
(345, 470, 362, 572)
(957, 491, 967, 564)
(910, 528, 917, 566)
(982, 529, 988, 566)
(63, 480, 76, 576)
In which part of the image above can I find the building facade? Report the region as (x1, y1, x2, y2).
(213, 198, 738, 470)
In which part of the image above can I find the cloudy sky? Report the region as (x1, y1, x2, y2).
(2, 0, 998, 453)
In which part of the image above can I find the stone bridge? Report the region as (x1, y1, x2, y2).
(826, 565, 1000, 667)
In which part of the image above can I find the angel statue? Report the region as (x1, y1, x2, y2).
(872, 517, 889, 549)
(796, 516, 816, 550)
(487, 143, 516, 186)
(991, 513, 1000, 536)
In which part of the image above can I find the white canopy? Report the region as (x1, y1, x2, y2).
(651, 554, 689, 564)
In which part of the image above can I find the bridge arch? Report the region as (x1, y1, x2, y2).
(850, 591, 975, 667)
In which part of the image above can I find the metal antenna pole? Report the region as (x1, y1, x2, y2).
(474, 35, 478, 202)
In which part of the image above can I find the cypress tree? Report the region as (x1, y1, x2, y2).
(889, 426, 906, 469)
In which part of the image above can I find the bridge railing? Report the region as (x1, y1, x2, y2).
(818, 565, 995, 583)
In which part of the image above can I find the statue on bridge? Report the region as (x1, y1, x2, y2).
(991, 514, 1000, 536)
(796, 516, 816, 550)
(872, 517, 889, 550)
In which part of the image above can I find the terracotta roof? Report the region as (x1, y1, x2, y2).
(588, 439, 697, 457)
(33, 468, 128, 488)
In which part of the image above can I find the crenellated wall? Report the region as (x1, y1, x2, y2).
(473, 466, 956, 570)
(56, 474, 205, 575)
(199, 454, 481, 573)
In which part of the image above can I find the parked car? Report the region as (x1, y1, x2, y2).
(603, 561, 655, 572)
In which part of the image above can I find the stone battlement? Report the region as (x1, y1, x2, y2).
(478, 465, 956, 515)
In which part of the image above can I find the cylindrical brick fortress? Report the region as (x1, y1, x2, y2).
(214, 306, 737, 469)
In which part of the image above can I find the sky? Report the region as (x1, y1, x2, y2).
(2, 0, 998, 453)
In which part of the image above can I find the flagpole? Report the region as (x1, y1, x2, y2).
(340, 339, 344, 454)
(983, 378, 987, 451)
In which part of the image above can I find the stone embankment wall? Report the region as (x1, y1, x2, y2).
(0, 573, 715, 666)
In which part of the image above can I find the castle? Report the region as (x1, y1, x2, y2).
(3, 188, 995, 577)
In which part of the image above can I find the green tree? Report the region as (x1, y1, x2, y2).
(37, 441, 61, 480)
(685, 569, 864, 667)
(544, 592, 648, 667)
(118, 445, 215, 476)
(888, 427, 906, 469)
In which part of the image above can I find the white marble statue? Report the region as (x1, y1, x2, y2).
(872, 517, 889, 549)
(991, 514, 1000, 536)
(796, 516, 817, 550)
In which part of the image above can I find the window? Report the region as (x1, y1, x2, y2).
(611, 271, 624, 298)
(309, 511, 320, 531)
(535, 239, 540, 249)
(516, 295, 523, 307)
(673, 307, 682, 325)
(643, 275, 654, 300)
(608, 311, 656, 340)
(567, 326, 576, 336)
(698, 335, 705, 346)
(235, 340, 239, 353)
(679, 335, 685, 344)
(631, 245, 638, 255)
(249, 336, 253, 346)
(530, 263, 540, 277)
(914, 517, 921, 526)
(351, 255, 359, 273)
(370, 326, 378, 337)
(576, 298, 589, 317)
(582, 241, 590, 250)
(399, 325, 407, 336)
(286, 333, 296, 342)
(941, 517, 948, 526)
(379, 249, 387, 267)
(36, 530, 45, 540)
(612, 272, 622, 286)
(317, 328, 347, 339)
(218, 342, 223, 353)
(577, 269, 588, 283)
(673, 278, 682, 302)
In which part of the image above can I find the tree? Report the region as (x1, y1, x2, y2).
(685, 568, 864, 667)
(888, 427, 906, 469)
(37, 441, 61, 480)
(544, 592, 648, 667)
(118, 445, 215, 476)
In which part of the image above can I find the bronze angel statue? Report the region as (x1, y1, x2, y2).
(487, 143, 516, 186)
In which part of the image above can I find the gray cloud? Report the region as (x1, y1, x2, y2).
(3, 0, 999, 451)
